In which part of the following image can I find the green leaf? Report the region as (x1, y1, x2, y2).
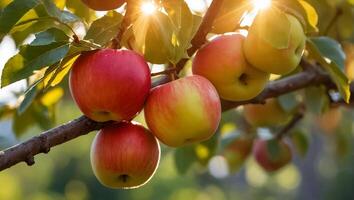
(267, 139, 281, 158)
(66, 0, 97, 23)
(310, 37, 346, 70)
(278, 92, 299, 112)
(31, 28, 69, 46)
(41, 0, 80, 23)
(84, 11, 123, 46)
(174, 146, 196, 174)
(307, 38, 351, 103)
(291, 129, 309, 157)
(304, 86, 330, 114)
(162, 0, 194, 63)
(1, 42, 69, 87)
(18, 85, 38, 114)
(0, 0, 40, 40)
(132, 11, 175, 64)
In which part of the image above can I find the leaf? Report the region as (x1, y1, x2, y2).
(304, 86, 330, 114)
(40, 87, 64, 107)
(307, 38, 350, 103)
(66, 0, 97, 23)
(18, 85, 38, 114)
(310, 37, 346, 70)
(299, 0, 318, 32)
(278, 92, 299, 112)
(0, 0, 40, 40)
(84, 11, 123, 46)
(174, 146, 196, 174)
(267, 139, 281, 158)
(1, 42, 70, 87)
(31, 28, 69, 46)
(291, 129, 309, 157)
(41, 0, 80, 23)
(132, 11, 175, 64)
(162, 0, 194, 62)
(273, 0, 318, 33)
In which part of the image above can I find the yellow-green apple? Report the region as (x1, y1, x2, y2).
(90, 121, 160, 189)
(243, 7, 306, 75)
(243, 98, 291, 127)
(222, 135, 254, 173)
(69, 49, 151, 122)
(253, 139, 292, 172)
(144, 75, 221, 147)
(192, 33, 269, 101)
(81, 0, 125, 11)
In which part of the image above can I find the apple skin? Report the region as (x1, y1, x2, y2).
(243, 98, 290, 127)
(192, 33, 269, 101)
(144, 75, 221, 147)
(90, 121, 160, 189)
(81, 0, 125, 11)
(253, 139, 292, 172)
(222, 135, 254, 173)
(244, 12, 306, 75)
(70, 49, 151, 122)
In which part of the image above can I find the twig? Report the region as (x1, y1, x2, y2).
(111, 2, 135, 49)
(276, 108, 305, 140)
(151, 68, 177, 77)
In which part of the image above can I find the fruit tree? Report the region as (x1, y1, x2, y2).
(0, 0, 353, 198)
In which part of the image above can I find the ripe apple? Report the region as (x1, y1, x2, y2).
(253, 139, 292, 172)
(70, 49, 151, 122)
(243, 7, 306, 75)
(222, 135, 254, 173)
(90, 121, 160, 189)
(243, 98, 291, 127)
(192, 33, 269, 101)
(144, 75, 221, 147)
(81, 0, 125, 11)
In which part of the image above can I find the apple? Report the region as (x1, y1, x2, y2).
(243, 98, 291, 127)
(90, 121, 160, 189)
(222, 135, 254, 173)
(243, 7, 306, 75)
(144, 75, 221, 147)
(192, 33, 269, 101)
(253, 139, 292, 172)
(81, 0, 125, 11)
(70, 49, 151, 122)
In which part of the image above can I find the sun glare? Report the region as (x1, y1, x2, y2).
(252, 0, 272, 11)
(141, 1, 157, 15)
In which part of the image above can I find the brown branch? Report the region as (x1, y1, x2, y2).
(275, 111, 305, 140)
(0, 59, 344, 171)
(0, 116, 109, 171)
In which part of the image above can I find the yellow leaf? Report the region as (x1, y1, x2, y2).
(40, 87, 64, 107)
(299, 0, 318, 31)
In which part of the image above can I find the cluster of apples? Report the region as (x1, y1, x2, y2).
(70, 0, 306, 189)
(193, 7, 305, 172)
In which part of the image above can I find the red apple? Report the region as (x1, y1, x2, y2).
(144, 75, 221, 147)
(192, 33, 269, 101)
(90, 121, 160, 189)
(69, 49, 151, 122)
(253, 139, 292, 172)
(81, 0, 125, 11)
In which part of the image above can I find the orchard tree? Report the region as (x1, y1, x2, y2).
(0, 0, 353, 190)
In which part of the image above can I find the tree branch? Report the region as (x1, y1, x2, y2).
(0, 59, 348, 171)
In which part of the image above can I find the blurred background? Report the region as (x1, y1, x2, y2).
(1, 0, 354, 199)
